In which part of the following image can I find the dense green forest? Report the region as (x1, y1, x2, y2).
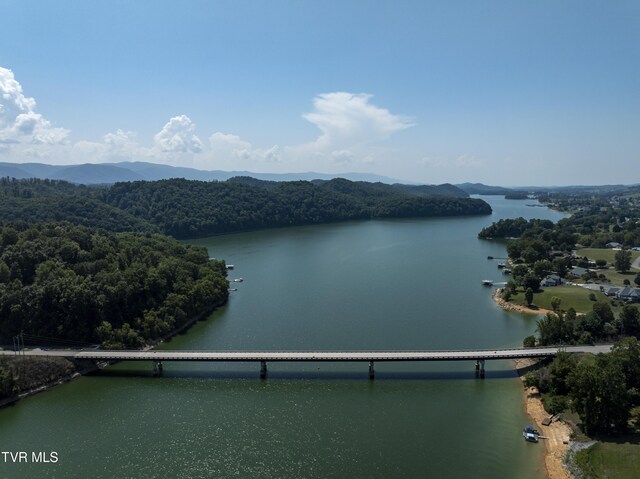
(0, 178, 156, 233)
(1, 177, 491, 239)
(0, 222, 228, 348)
(102, 178, 492, 238)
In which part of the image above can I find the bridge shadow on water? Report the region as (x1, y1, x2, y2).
(88, 368, 520, 381)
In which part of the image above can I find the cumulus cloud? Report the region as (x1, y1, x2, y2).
(153, 115, 203, 154)
(209, 131, 280, 164)
(303, 92, 413, 149)
(0, 67, 69, 145)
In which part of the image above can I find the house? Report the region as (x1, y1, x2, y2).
(540, 275, 563, 287)
(617, 287, 640, 303)
(602, 286, 621, 297)
(567, 267, 590, 278)
(606, 242, 623, 249)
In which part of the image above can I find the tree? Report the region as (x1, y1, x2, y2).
(552, 257, 568, 278)
(536, 313, 563, 346)
(550, 296, 562, 313)
(635, 273, 640, 287)
(621, 305, 640, 338)
(595, 259, 607, 268)
(568, 355, 630, 435)
(525, 287, 534, 307)
(615, 249, 632, 273)
(533, 260, 553, 278)
(523, 335, 536, 348)
(522, 274, 542, 292)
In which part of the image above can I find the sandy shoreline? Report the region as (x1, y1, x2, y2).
(514, 362, 573, 479)
(493, 288, 555, 316)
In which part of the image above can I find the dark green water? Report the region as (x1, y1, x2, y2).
(0, 197, 566, 478)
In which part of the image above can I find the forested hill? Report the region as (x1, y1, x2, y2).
(101, 178, 492, 238)
(0, 178, 157, 233)
(1, 177, 491, 239)
(0, 223, 229, 348)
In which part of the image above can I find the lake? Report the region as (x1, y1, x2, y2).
(0, 196, 567, 478)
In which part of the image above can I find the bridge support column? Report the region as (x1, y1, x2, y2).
(152, 361, 163, 377)
(475, 360, 485, 379)
(260, 361, 267, 379)
(369, 361, 375, 380)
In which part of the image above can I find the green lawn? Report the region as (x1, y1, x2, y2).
(576, 248, 640, 267)
(510, 285, 623, 314)
(575, 441, 640, 479)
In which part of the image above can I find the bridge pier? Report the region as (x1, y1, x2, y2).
(475, 360, 485, 379)
(152, 361, 163, 377)
(369, 361, 375, 380)
(260, 360, 267, 379)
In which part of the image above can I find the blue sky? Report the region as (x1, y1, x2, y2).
(1, 0, 639, 185)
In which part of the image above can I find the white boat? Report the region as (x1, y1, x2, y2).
(233, 278, 244, 283)
(523, 425, 539, 442)
(482, 280, 493, 286)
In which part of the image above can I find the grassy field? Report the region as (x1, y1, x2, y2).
(576, 248, 640, 267)
(573, 248, 639, 288)
(575, 441, 640, 479)
(510, 285, 622, 314)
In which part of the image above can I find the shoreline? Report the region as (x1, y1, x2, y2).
(0, 299, 227, 409)
(514, 359, 573, 479)
(493, 288, 555, 316)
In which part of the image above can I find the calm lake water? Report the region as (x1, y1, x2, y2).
(0, 196, 567, 478)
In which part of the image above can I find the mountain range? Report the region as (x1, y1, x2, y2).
(0, 161, 407, 185)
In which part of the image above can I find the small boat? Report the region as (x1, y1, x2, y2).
(503, 268, 512, 275)
(228, 288, 238, 292)
(226, 264, 235, 270)
(482, 280, 493, 286)
(487, 256, 494, 260)
(523, 425, 539, 442)
(233, 278, 244, 283)
(497, 263, 506, 269)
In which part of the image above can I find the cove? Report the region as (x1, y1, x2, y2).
(0, 196, 567, 478)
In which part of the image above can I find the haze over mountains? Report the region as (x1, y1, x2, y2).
(0, 161, 406, 185)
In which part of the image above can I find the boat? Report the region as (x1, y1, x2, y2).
(487, 256, 494, 260)
(523, 425, 539, 442)
(482, 280, 493, 286)
(497, 263, 506, 269)
(226, 264, 235, 270)
(233, 278, 243, 283)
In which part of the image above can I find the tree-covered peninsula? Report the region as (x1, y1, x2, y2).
(0, 222, 228, 349)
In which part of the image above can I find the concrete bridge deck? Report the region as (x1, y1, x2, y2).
(1, 344, 612, 362)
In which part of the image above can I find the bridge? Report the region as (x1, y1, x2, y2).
(1, 344, 613, 379)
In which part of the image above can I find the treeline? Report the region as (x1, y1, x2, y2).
(101, 178, 492, 238)
(0, 222, 228, 348)
(0, 178, 156, 233)
(525, 338, 640, 435)
(526, 302, 640, 347)
(1, 177, 491, 240)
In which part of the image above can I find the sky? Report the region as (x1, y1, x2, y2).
(1, 0, 639, 186)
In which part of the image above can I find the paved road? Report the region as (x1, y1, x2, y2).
(0, 345, 613, 362)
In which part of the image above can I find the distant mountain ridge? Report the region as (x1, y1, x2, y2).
(0, 161, 406, 185)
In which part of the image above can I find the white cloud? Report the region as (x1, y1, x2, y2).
(331, 149, 355, 164)
(303, 92, 413, 149)
(153, 115, 203, 154)
(0, 67, 69, 145)
(209, 131, 280, 164)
